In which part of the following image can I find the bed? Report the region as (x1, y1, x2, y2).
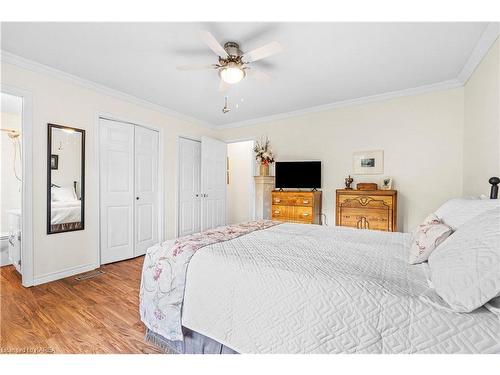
(140, 216, 500, 353)
(140, 180, 500, 354)
(50, 184, 82, 232)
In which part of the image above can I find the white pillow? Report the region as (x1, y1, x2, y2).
(52, 186, 77, 202)
(408, 214, 453, 265)
(434, 198, 500, 230)
(485, 296, 500, 316)
(428, 207, 500, 312)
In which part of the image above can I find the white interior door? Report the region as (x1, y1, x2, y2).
(134, 126, 159, 256)
(201, 136, 227, 231)
(100, 119, 134, 264)
(178, 137, 201, 236)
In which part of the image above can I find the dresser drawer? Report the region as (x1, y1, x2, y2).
(293, 206, 314, 222)
(272, 193, 314, 207)
(337, 194, 394, 210)
(272, 195, 288, 205)
(339, 208, 392, 231)
(271, 205, 289, 220)
(290, 194, 314, 207)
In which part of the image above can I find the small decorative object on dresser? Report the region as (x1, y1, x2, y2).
(272, 191, 322, 224)
(353, 150, 384, 175)
(380, 177, 393, 190)
(356, 182, 378, 191)
(490, 176, 499, 199)
(336, 189, 397, 231)
(254, 137, 275, 176)
(344, 175, 354, 189)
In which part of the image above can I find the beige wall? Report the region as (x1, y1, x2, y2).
(217, 88, 465, 231)
(1, 62, 216, 283)
(463, 38, 500, 196)
(1, 111, 22, 233)
(4, 37, 499, 284)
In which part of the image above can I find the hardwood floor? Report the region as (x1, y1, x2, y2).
(0, 256, 162, 354)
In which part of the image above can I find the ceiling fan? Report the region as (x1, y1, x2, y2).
(176, 31, 283, 91)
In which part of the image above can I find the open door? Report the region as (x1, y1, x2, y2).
(201, 136, 227, 231)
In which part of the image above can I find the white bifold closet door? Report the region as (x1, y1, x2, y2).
(178, 136, 226, 236)
(201, 136, 227, 231)
(178, 138, 201, 236)
(100, 118, 159, 264)
(134, 126, 159, 255)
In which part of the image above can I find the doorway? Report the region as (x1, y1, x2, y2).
(177, 136, 227, 237)
(0, 88, 34, 286)
(226, 140, 255, 225)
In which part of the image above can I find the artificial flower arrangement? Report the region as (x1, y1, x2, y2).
(253, 137, 275, 176)
(254, 137, 275, 165)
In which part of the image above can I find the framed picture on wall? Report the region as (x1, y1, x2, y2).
(50, 154, 59, 170)
(353, 150, 384, 175)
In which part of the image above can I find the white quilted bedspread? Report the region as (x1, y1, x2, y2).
(181, 223, 500, 353)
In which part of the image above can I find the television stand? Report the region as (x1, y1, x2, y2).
(271, 190, 322, 225)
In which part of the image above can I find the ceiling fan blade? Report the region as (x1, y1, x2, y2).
(244, 41, 283, 63)
(218, 79, 230, 92)
(200, 30, 228, 57)
(176, 64, 215, 71)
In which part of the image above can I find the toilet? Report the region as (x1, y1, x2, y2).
(1, 209, 22, 273)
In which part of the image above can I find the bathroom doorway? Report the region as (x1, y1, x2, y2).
(226, 140, 255, 225)
(1, 89, 33, 286)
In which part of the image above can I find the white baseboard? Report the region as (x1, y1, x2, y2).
(0, 248, 11, 267)
(34, 263, 98, 286)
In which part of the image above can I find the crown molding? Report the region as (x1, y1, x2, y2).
(457, 22, 500, 85)
(0, 50, 214, 129)
(216, 79, 463, 129)
(3, 22, 497, 132)
(217, 23, 499, 130)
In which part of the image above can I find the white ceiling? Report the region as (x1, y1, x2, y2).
(0, 22, 489, 126)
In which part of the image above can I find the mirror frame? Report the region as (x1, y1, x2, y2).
(47, 123, 85, 234)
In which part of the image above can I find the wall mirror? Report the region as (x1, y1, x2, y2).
(47, 123, 85, 234)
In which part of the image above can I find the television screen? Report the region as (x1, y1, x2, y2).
(275, 161, 321, 189)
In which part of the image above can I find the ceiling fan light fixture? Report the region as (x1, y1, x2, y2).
(220, 62, 245, 84)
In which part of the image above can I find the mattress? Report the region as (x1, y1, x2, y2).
(179, 223, 500, 353)
(51, 200, 81, 224)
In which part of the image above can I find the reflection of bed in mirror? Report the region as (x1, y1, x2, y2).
(50, 182, 82, 232)
(47, 123, 85, 234)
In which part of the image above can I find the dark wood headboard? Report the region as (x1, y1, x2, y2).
(489, 177, 499, 199)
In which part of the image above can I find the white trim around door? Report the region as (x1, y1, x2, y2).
(1, 84, 34, 287)
(94, 113, 165, 266)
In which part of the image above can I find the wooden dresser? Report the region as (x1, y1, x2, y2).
(271, 191, 322, 224)
(336, 189, 397, 232)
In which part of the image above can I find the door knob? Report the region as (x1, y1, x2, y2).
(136, 197, 140, 200)
(195, 194, 199, 197)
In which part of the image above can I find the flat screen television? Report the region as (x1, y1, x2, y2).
(275, 161, 321, 189)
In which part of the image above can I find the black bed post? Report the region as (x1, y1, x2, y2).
(489, 177, 499, 199)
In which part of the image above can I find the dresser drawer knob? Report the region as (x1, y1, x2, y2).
(274, 199, 281, 203)
(274, 210, 280, 214)
(303, 200, 309, 204)
(302, 213, 309, 216)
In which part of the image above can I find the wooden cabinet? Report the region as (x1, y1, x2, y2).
(336, 189, 397, 232)
(271, 191, 322, 224)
